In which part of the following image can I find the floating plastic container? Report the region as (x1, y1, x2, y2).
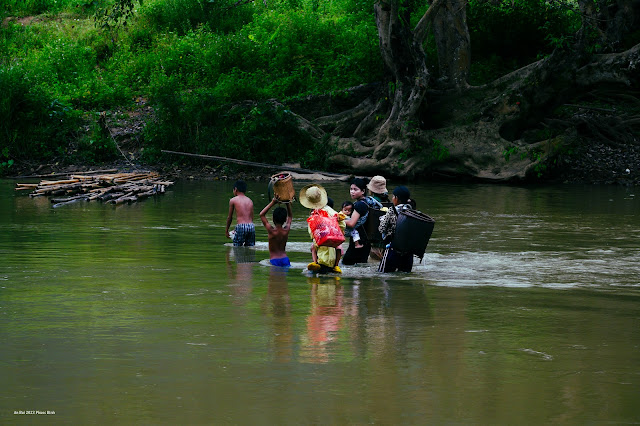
(269, 172, 295, 202)
(392, 209, 435, 259)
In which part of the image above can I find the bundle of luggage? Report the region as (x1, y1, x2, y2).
(365, 201, 435, 260)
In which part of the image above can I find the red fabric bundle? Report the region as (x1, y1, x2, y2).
(307, 209, 345, 248)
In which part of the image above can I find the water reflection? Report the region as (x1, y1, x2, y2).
(225, 246, 256, 306)
(263, 266, 293, 362)
(302, 277, 344, 363)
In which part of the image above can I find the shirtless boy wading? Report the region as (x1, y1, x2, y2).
(225, 180, 255, 246)
(259, 196, 293, 267)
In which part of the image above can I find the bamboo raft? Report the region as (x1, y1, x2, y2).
(15, 171, 173, 207)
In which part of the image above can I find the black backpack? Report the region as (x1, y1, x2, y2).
(364, 201, 393, 244)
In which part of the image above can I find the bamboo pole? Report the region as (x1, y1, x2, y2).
(10, 169, 119, 179)
(161, 149, 351, 178)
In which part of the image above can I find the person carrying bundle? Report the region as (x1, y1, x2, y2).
(364, 175, 392, 260)
(259, 195, 293, 267)
(366, 175, 391, 206)
(301, 184, 346, 274)
(377, 186, 417, 273)
(342, 178, 372, 265)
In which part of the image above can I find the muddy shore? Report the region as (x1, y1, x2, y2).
(5, 138, 638, 186)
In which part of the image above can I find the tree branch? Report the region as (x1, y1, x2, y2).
(414, 0, 444, 42)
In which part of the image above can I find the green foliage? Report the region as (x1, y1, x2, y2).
(430, 138, 449, 162)
(530, 149, 547, 178)
(503, 145, 519, 162)
(0, 65, 81, 162)
(146, 90, 331, 170)
(467, 0, 580, 84)
(0, 0, 589, 169)
(140, 0, 254, 34)
(503, 145, 549, 178)
(3, 0, 62, 15)
(73, 116, 120, 163)
(396, 137, 449, 172)
(2, 0, 99, 16)
(0, 147, 14, 176)
(95, 0, 142, 34)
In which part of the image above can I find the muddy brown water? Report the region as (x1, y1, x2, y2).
(1, 179, 639, 423)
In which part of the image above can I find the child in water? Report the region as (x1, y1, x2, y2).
(341, 201, 363, 248)
(259, 196, 293, 267)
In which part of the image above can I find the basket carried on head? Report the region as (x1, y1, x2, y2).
(268, 172, 296, 203)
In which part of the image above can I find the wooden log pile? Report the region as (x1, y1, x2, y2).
(15, 172, 173, 207)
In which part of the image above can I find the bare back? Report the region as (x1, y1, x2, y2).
(267, 225, 290, 259)
(230, 194, 254, 224)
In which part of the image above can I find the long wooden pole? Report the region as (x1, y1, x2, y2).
(10, 169, 119, 180)
(161, 150, 351, 178)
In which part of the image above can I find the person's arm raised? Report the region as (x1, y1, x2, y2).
(285, 201, 293, 229)
(259, 198, 276, 229)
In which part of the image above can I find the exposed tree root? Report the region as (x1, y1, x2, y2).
(279, 43, 640, 182)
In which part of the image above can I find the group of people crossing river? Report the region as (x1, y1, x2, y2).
(225, 175, 429, 274)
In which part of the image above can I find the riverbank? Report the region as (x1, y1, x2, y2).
(4, 129, 638, 186)
(554, 140, 639, 186)
(5, 160, 271, 183)
(6, 146, 638, 186)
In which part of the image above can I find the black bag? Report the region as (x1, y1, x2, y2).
(364, 202, 393, 244)
(391, 209, 435, 259)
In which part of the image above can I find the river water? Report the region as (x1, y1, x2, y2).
(1, 178, 639, 424)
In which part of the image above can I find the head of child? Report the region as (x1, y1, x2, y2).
(272, 207, 287, 227)
(341, 201, 354, 216)
(233, 180, 247, 195)
(392, 186, 410, 205)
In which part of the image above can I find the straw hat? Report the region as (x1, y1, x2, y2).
(299, 184, 328, 209)
(367, 175, 388, 194)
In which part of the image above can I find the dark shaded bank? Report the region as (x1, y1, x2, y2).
(4, 89, 638, 186)
(6, 139, 638, 186)
(553, 140, 638, 186)
(6, 159, 274, 183)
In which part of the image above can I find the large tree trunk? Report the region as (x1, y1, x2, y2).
(373, 0, 443, 137)
(319, 0, 447, 175)
(432, 0, 470, 88)
(283, 0, 640, 182)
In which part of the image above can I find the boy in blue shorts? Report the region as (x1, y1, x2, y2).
(259, 196, 293, 267)
(226, 180, 255, 246)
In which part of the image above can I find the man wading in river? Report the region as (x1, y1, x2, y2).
(225, 180, 255, 246)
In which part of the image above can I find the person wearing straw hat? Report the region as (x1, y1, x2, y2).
(366, 175, 391, 205)
(364, 175, 392, 260)
(300, 184, 345, 274)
